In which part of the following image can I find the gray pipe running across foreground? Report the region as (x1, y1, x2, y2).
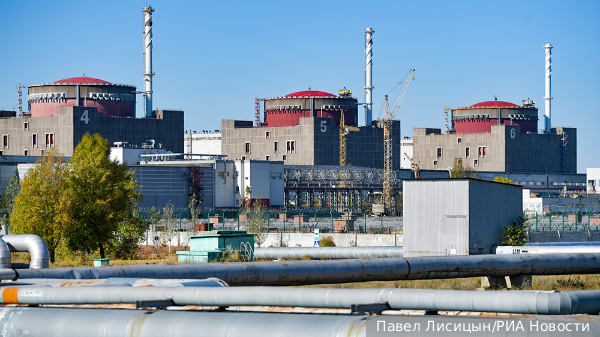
(2, 286, 600, 315)
(0, 307, 367, 337)
(254, 246, 404, 260)
(2, 234, 50, 269)
(497, 246, 600, 255)
(11, 253, 600, 285)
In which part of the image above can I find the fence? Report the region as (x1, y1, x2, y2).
(524, 206, 600, 232)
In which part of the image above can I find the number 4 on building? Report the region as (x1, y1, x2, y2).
(80, 110, 89, 124)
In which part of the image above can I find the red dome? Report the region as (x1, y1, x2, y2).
(285, 90, 336, 97)
(53, 77, 111, 84)
(470, 100, 519, 108)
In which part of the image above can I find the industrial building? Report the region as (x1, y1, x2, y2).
(403, 179, 522, 257)
(221, 90, 401, 169)
(412, 45, 578, 175)
(184, 130, 222, 159)
(111, 148, 284, 210)
(0, 104, 184, 157)
(588, 168, 600, 194)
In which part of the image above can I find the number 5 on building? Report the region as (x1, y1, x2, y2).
(320, 120, 327, 133)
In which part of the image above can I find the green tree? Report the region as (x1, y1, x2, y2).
(244, 186, 268, 247)
(0, 175, 20, 229)
(450, 158, 465, 178)
(106, 206, 146, 259)
(10, 149, 67, 263)
(63, 133, 142, 258)
(501, 216, 528, 246)
(494, 176, 514, 184)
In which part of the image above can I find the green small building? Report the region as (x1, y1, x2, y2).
(177, 230, 255, 263)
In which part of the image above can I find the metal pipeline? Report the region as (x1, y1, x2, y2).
(254, 246, 404, 260)
(525, 242, 600, 246)
(4, 277, 229, 288)
(497, 246, 600, 255)
(2, 286, 600, 315)
(2, 234, 50, 269)
(0, 237, 11, 268)
(0, 307, 367, 337)
(14, 253, 600, 286)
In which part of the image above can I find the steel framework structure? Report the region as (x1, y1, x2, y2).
(284, 165, 390, 212)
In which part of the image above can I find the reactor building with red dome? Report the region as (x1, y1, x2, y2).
(412, 99, 577, 174)
(263, 90, 358, 128)
(0, 76, 184, 157)
(221, 89, 401, 169)
(27, 77, 136, 118)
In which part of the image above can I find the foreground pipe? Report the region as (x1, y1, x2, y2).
(497, 246, 600, 255)
(15, 253, 600, 286)
(5, 277, 228, 288)
(3, 234, 49, 269)
(2, 286, 600, 315)
(0, 307, 367, 337)
(0, 237, 11, 268)
(254, 246, 404, 260)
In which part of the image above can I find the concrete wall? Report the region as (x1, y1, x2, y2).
(403, 179, 522, 257)
(221, 117, 401, 169)
(413, 125, 577, 174)
(260, 233, 404, 248)
(588, 168, 600, 193)
(0, 106, 184, 157)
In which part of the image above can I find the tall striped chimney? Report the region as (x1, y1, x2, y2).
(143, 6, 154, 118)
(364, 28, 374, 126)
(543, 43, 553, 133)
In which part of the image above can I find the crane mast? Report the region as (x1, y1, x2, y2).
(383, 69, 415, 214)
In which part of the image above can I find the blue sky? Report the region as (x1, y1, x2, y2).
(1, 0, 598, 172)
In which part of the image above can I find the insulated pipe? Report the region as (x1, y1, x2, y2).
(4, 277, 229, 288)
(2, 286, 600, 315)
(0, 237, 11, 268)
(2, 235, 50, 269)
(254, 246, 404, 260)
(14, 254, 600, 286)
(497, 246, 600, 255)
(0, 307, 367, 337)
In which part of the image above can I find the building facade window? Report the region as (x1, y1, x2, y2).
(32, 134, 38, 148)
(24, 122, 29, 131)
(245, 142, 251, 154)
(478, 146, 486, 158)
(24, 150, 28, 156)
(457, 137, 462, 144)
(265, 131, 270, 139)
(45, 133, 54, 147)
(473, 159, 479, 166)
(3, 135, 8, 149)
(433, 160, 438, 167)
(465, 147, 470, 158)
(436, 147, 442, 158)
(265, 155, 270, 161)
(286, 140, 295, 153)
(282, 155, 287, 161)
(40, 149, 44, 156)
(274, 141, 278, 153)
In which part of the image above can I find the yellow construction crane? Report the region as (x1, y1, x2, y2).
(404, 152, 421, 179)
(383, 69, 415, 214)
(339, 109, 360, 166)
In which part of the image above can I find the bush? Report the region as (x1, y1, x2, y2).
(501, 216, 527, 246)
(320, 236, 336, 247)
